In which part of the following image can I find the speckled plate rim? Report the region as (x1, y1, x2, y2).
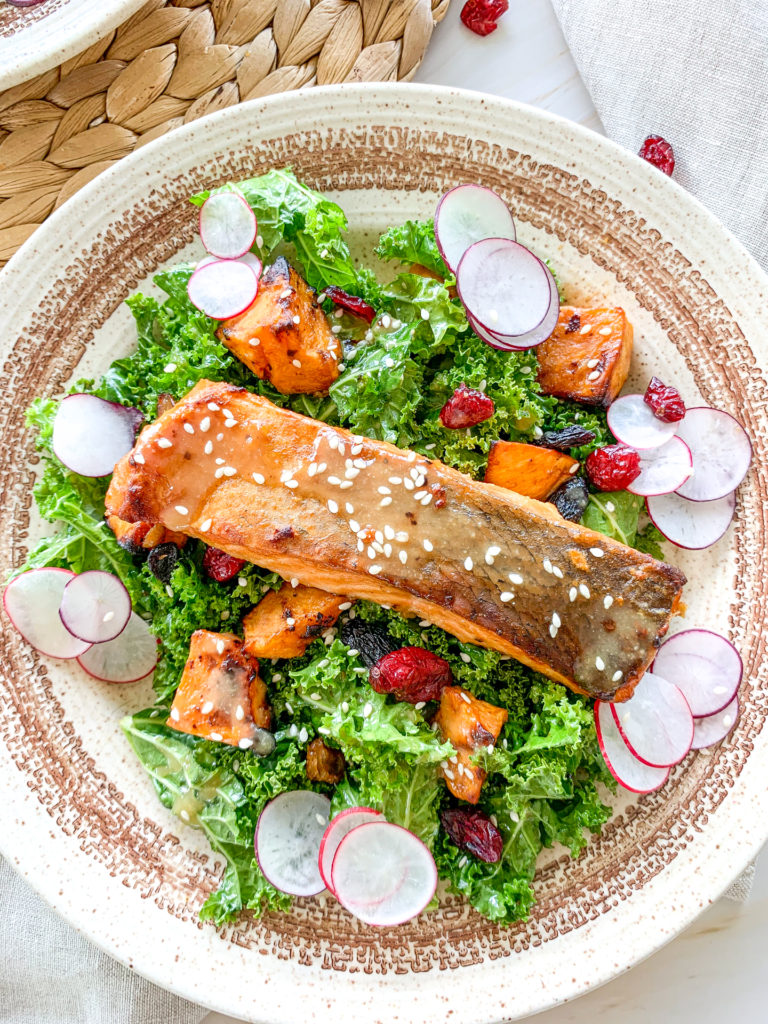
(0, 83, 767, 1024)
(0, 0, 146, 92)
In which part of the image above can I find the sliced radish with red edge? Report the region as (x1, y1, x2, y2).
(466, 259, 558, 351)
(53, 394, 141, 477)
(646, 490, 735, 549)
(626, 436, 693, 496)
(187, 259, 258, 320)
(331, 821, 437, 926)
(198, 192, 257, 260)
(318, 807, 383, 895)
(255, 791, 330, 897)
(4, 568, 91, 659)
(456, 238, 552, 338)
(77, 611, 157, 682)
(434, 184, 516, 274)
(196, 252, 262, 277)
(607, 393, 678, 450)
(653, 629, 742, 717)
(610, 671, 693, 767)
(59, 570, 131, 644)
(594, 701, 669, 793)
(674, 407, 752, 501)
(691, 696, 739, 750)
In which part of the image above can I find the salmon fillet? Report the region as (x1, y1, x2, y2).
(106, 380, 685, 701)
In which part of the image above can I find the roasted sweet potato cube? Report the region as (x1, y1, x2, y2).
(306, 737, 345, 784)
(536, 307, 633, 408)
(217, 256, 342, 394)
(484, 440, 578, 500)
(440, 749, 486, 805)
(243, 582, 347, 659)
(106, 514, 187, 554)
(168, 630, 271, 748)
(435, 687, 508, 750)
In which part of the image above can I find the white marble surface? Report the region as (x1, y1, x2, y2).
(206, 2, 765, 1021)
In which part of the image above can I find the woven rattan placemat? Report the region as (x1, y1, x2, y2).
(0, 0, 449, 267)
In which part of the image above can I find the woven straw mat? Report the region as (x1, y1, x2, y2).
(0, 0, 450, 267)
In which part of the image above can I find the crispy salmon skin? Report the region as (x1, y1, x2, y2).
(106, 380, 685, 701)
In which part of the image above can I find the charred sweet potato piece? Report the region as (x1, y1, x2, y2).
(484, 440, 578, 500)
(435, 687, 508, 804)
(217, 257, 342, 394)
(106, 514, 187, 554)
(536, 307, 633, 408)
(168, 630, 272, 749)
(306, 737, 346, 784)
(243, 582, 347, 659)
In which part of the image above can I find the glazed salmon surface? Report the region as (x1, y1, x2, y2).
(106, 380, 685, 702)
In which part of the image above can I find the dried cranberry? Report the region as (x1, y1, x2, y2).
(324, 285, 375, 324)
(532, 424, 596, 451)
(147, 542, 180, 583)
(340, 619, 401, 668)
(643, 376, 686, 423)
(564, 313, 581, 334)
(441, 808, 503, 863)
(639, 135, 675, 176)
(369, 647, 452, 703)
(586, 444, 641, 491)
(203, 546, 247, 582)
(439, 383, 494, 429)
(460, 0, 508, 36)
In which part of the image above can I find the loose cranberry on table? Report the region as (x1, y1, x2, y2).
(323, 285, 375, 324)
(586, 444, 641, 491)
(460, 0, 509, 36)
(369, 647, 453, 703)
(203, 546, 247, 582)
(638, 135, 675, 176)
(441, 808, 503, 863)
(643, 376, 686, 422)
(440, 383, 494, 429)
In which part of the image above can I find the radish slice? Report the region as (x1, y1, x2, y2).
(331, 821, 437, 926)
(196, 252, 262, 277)
(594, 701, 670, 793)
(607, 393, 678, 450)
(456, 238, 552, 338)
(255, 791, 331, 897)
(691, 696, 739, 750)
(674, 407, 752, 501)
(199, 192, 257, 260)
(52, 394, 140, 478)
(3, 568, 91, 660)
(434, 184, 516, 274)
(466, 258, 559, 350)
(318, 807, 383, 895)
(77, 612, 157, 682)
(626, 436, 693, 496)
(59, 570, 131, 644)
(646, 490, 735, 549)
(187, 259, 258, 320)
(611, 671, 693, 767)
(653, 629, 742, 717)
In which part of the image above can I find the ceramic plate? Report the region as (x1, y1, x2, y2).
(1, 84, 767, 1024)
(0, 0, 145, 92)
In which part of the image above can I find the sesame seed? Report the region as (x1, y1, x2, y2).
(569, 587, 577, 602)
(384, 525, 395, 540)
(327, 475, 341, 485)
(587, 370, 601, 381)
(353, 458, 367, 469)
(133, 452, 145, 465)
(252, 472, 265, 484)
(204, 441, 213, 455)
(399, 551, 408, 564)
(357, 540, 364, 552)
(415, 701, 426, 710)
(248, 338, 260, 347)
(351, 444, 363, 455)
(327, 499, 339, 514)
(200, 518, 212, 532)
(599, 326, 612, 336)
(552, 612, 561, 628)
(256, 234, 263, 248)
(395, 531, 409, 542)
(340, 701, 349, 713)
(317, 292, 327, 303)
(420, 308, 430, 320)
(286, 616, 296, 627)
(460, 691, 472, 702)
(224, 419, 237, 428)
(216, 640, 225, 654)
(420, 493, 432, 505)
(423, 539, 433, 551)
(345, 503, 354, 513)
(579, 324, 592, 335)
(307, 463, 318, 477)
(216, 458, 225, 465)
(389, 476, 402, 485)
(543, 558, 553, 574)
(413, 490, 427, 500)
(604, 595, 614, 609)
(380, 497, 393, 507)
(381, 314, 391, 328)
(238, 577, 247, 587)
(606, 501, 616, 512)
(285, 479, 298, 488)
(500, 592, 514, 603)
(460, 653, 471, 664)
(586, 358, 600, 368)
(595, 656, 605, 671)
(317, 462, 327, 473)
(485, 545, 501, 564)
(170, 707, 180, 721)
(345, 467, 360, 479)
(328, 436, 339, 451)
(334, 307, 344, 319)
(590, 547, 605, 558)
(403, 478, 415, 490)
(292, 359, 302, 368)
(569, 463, 580, 475)
(238, 739, 253, 751)
(443, 768, 455, 780)
(378, 486, 391, 495)
(509, 573, 524, 586)
(362, 702, 373, 717)
(579, 583, 591, 599)
(349, 519, 360, 533)
(199, 416, 210, 433)
(464, 557, 473, 571)
(207, 402, 219, 411)
(549, 624, 558, 638)
(552, 565, 564, 578)
(612, 670, 623, 682)
(369, 565, 382, 575)
(339, 601, 352, 611)
(180, 809, 190, 823)
(157, 438, 172, 449)
(166, 585, 173, 597)
(175, 505, 188, 515)
(290, 577, 299, 588)
(299, 727, 309, 743)
(103, 611, 115, 623)
(273, 673, 282, 682)
(234, 704, 244, 721)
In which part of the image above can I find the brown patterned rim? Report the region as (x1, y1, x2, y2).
(0, 86, 766, 1022)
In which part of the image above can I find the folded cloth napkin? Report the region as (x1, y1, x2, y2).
(0, 858, 207, 1024)
(551, 0, 768, 271)
(550, 0, 768, 899)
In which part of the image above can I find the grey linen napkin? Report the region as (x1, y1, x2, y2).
(550, 0, 768, 898)
(0, 858, 207, 1024)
